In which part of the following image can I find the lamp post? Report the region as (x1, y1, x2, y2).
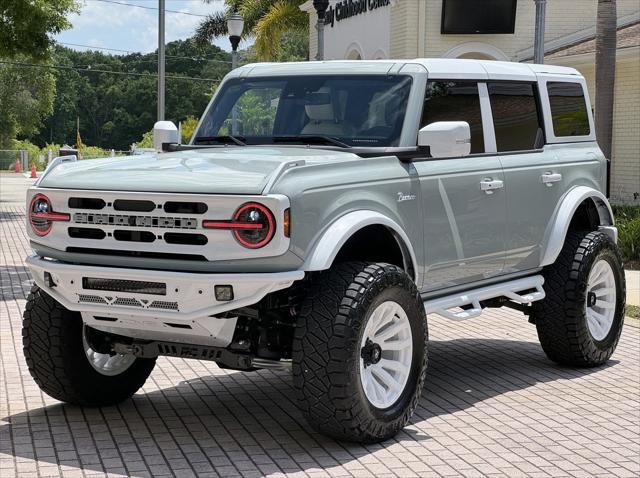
(533, 0, 547, 64)
(157, 0, 165, 121)
(227, 12, 244, 135)
(313, 0, 329, 61)
(227, 12, 244, 69)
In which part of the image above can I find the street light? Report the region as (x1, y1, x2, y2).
(227, 11, 244, 135)
(227, 12, 244, 69)
(313, 0, 329, 61)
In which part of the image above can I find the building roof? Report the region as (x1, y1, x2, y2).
(548, 21, 640, 59)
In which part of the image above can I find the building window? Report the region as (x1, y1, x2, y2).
(488, 82, 543, 152)
(547, 82, 591, 137)
(421, 81, 484, 154)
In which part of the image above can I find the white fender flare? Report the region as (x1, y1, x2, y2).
(302, 210, 420, 282)
(540, 186, 616, 267)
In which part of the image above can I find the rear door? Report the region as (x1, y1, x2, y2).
(413, 80, 506, 291)
(495, 79, 597, 272)
(487, 81, 561, 272)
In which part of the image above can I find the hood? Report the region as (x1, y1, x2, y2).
(37, 147, 361, 195)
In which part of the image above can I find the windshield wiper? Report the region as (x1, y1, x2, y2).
(272, 135, 350, 148)
(194, 135, 246, 146)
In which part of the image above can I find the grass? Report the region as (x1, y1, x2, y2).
(626, 304, 640, 320)
(613, 205, 640, 269)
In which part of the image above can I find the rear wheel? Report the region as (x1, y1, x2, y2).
(23, 285, 156, 405)
(532, 231, 626, 367)
(292, 262, 428, 443)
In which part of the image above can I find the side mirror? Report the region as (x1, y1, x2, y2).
(418, 121, 471, 158)
(153, 121, 179, 152)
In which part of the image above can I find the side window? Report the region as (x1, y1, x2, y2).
(547, 82, 590, 137)
(421, 81, 484, 154)
(488, 82, 543, 152)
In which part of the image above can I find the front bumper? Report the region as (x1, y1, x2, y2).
(27, 255, 304, 320)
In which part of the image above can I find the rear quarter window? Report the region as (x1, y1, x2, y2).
(547, 82, 590, 137)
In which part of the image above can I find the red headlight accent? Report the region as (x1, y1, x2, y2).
(202, 202, 275, 249)
(29, 194, 70, 236)
(202, 221, 264, 230)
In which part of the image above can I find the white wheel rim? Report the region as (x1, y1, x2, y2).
(585, 259, 617, 341)
(83, 328, 136, 376)
(359, 301, 413, 409)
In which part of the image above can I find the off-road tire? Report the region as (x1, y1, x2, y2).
(292, 262, 428, 443)
(23, 285, 156, 405)
(532, 231, 625, 367)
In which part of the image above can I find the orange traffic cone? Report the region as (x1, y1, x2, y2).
(14, 160, 22, 173)
(30, 164, 37, 178)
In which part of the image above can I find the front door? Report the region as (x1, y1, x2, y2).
(413, 80, 506, 291)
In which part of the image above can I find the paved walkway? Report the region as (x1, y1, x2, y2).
(1, 174, 639, 477)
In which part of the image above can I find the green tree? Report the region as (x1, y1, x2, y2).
(181, 116, 200, 143)
(196, 0, 308, 61)
(0, 0, 79, 60)
(0, 58, 55, 147)
(30, 40, 230, 150)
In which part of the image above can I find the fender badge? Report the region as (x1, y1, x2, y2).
(397, 192, 416, 203)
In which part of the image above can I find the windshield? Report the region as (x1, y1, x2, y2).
(195, 75, 413, 147)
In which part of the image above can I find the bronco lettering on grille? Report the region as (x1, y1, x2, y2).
(74, 213, 198, 229)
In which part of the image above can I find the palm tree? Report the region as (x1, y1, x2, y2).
(195, 0, 308, 61)
(594, 0, 617, 166)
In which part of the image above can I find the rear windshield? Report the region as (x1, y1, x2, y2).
(196, 75, 413, 147)
(547, 82, 590, 137)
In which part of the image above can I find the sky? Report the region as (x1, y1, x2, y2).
(56, 0, 234, 55)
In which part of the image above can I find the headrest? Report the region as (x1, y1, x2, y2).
(305, 87, 335, 122)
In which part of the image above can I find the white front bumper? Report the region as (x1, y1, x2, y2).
(26, 255, 304, 345)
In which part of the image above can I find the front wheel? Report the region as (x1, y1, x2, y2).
(23, 285, 156, 406)
(292, 262, 428, 443)
(532, 231, 626, 367)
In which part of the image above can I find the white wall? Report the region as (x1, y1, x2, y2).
(303, 0, 393, 60)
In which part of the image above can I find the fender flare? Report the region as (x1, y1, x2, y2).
(302, 210, 420, 282)
(540, 186, 615, 267)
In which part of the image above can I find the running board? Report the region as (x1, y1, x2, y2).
(424, 275, 545, 321)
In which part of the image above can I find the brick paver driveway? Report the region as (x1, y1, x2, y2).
(1, 174, 639, 478)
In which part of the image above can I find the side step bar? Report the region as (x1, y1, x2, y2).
(424, 275, 545, 321)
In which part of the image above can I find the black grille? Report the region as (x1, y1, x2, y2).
(113, 199, 156, 212)
(68, 227, 106, 240)
(67, 247, 207, 261)
(68, 198, 106, 210)
(164, 232, 208, 245)
(83, 277, 167, 296)
(164, 202, 207, 214)
(113, 230, 156, 243)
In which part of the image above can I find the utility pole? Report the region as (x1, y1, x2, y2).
(533, 0, 547, 63)
(157, 0, 166, 121)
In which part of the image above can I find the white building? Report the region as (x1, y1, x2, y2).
(301, 0, 640, 204)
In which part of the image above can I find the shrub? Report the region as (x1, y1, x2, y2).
(613, 205, 640, 265)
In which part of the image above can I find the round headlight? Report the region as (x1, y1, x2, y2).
(29, 194, 69, 236)
(232, 202, 275, 248)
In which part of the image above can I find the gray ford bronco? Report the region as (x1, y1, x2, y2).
(24, 59, 626, 443)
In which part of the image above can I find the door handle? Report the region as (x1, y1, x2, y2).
(541, 172, 562, 186)
(480, 179, 504, 194)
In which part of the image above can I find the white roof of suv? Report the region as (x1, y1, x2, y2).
(232, 58, 581, 82)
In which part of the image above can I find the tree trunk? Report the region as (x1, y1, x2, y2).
(595, 0, 617, 162)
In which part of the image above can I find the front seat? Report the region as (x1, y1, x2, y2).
(301, 88, 352, 136)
